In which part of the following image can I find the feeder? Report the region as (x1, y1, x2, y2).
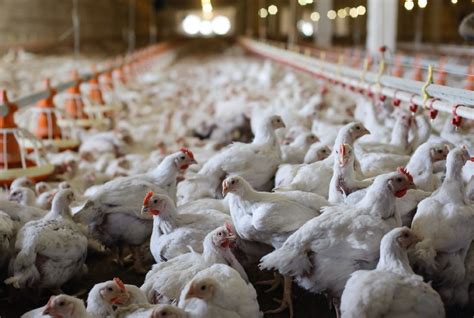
(19, 79, 80, 152)
(0, 90, 54, 186)
(83, 69, 122, 117)
(57, 70, 109, 129)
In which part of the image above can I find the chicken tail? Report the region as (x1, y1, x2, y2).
(259, 245, 312, 277)
(413, 239, 437, 272)
(5, 248, 40, 288)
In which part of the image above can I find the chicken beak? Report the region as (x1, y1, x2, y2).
(362, 127, 370, 135)
(184, 289, 195, 300)
(407, 182, 416, 190)
(222, 181, 229, 197)
(191, 158, 197, 164)
(338, 154, 348, 167)
(42, 306, 52, 316)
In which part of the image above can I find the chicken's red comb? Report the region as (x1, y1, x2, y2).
(143, 191, 154, 206)
(397, 167, 413, 183)
(224, 222, 234, 235)
(180, 147, 194, 160)
(113, 277, 126, 291)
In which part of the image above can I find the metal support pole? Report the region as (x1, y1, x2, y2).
(288, 0, 297, 46)
(72, 0, 80, 56)
(128, 0, 136, 53)
(149, 0, 157, 44)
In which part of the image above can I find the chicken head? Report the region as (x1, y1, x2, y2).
(99, 277, 130, 305)
(174, 147, 197, 170)
(387, 168, 416, 198)
(150, 304, 187, 318)
(184, 277, 217, 302)
(42, 295, 83, 318)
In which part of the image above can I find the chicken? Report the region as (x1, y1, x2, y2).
(280, 132, 319, 164)
(79, 127, 133, 158)
(141, 192, 231, 263)
(275, 121, 369, 197)
(0, 198, 47, 224)
(5, 189, 88, 290)
(274, 144, 331, 189)
(404, 142, 449, 192)
(223, 175, 327, 316)
(198, 115, 285, 193)
(0, 211, 15, 269)
(303, 143, 331, 163)
(8, 187, 52, 209)
(260, 169, 415, 315)
(410, 146, 474, 304)
(141, 225, 243, 304)
(340, 227, 445, 318)
(73, 149, 196, 267)
(86, 278, 148, 317)
(178, 264, 262, 318)
(356, 113, 413, 177)
(328, 144, 372, 203)
(10, 176, 35, 191)
(150, 305, 188, 318)
(22, 294, 91, 318)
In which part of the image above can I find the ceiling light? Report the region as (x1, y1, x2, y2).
(182, 15, 201, 35)
(268, 5, 278, 15)
(357, 5, 366, 15)
(327, 10, 337, 20)
(211, 16, 231, 35)
(258, 8, 268, 18)
(310, 11, 320, 21)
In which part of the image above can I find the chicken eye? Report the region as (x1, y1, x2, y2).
(107, 287, 113, 292)
(59, 301, 65, 306)
(231, 180, 235, 185)
(153, 199, 158, 204)
(201, 286, 206, 290)
(356, 126, 360, 130)
(162, 311, 168, 316)
(396, 178, 402, 182)
(437, 149, 443, 154)
(276, 119, 281, 123)
(218, 232, 222, 236)
(322, 150, 326, 153)
(180, 156, 185, 160)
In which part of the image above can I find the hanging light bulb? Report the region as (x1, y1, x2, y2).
(404, 0, 415, 10)
(418, 0, 428, 8)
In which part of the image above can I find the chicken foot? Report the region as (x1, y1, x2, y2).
(256, 272, 282, 292)
(264, 276, 293, 318)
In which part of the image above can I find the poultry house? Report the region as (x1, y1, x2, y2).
(0, 2, 473, 317)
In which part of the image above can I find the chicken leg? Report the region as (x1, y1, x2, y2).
(256, 272, 282, 293)
(265, 276, 293, 318)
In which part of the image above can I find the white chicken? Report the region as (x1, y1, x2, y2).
(0, 210, 15, 269)
(22, 294, 91, 318)
(178, 264, 262, 318)
(275, 121, 369, 197)
(223, 175, 327, 316)
(141, 225, 244, 304)
(280, 132, 319, 164)
(328, 143, 372, 203)
(198, 115, 285, 192)
(86, 278, 148, 317)
(141, 192, 231, 263)
(340, 227, 445, 318)
(5, 190, 88, 290)
(411, 147, 474, 304)
(73, 149, 196, 267)
(260, 170, 415, 315)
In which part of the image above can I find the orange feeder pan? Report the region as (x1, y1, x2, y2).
(83, 72, 120, 117)
(0, 90, 54, 186)
(58, 70, 108, 129)
(24, 79, 80, 152)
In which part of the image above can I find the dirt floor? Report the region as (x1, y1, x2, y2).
(0, 251, 473, 318)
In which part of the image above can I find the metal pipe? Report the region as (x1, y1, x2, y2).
(240, 38, 474, 120)
(72, 0, 80, 56)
